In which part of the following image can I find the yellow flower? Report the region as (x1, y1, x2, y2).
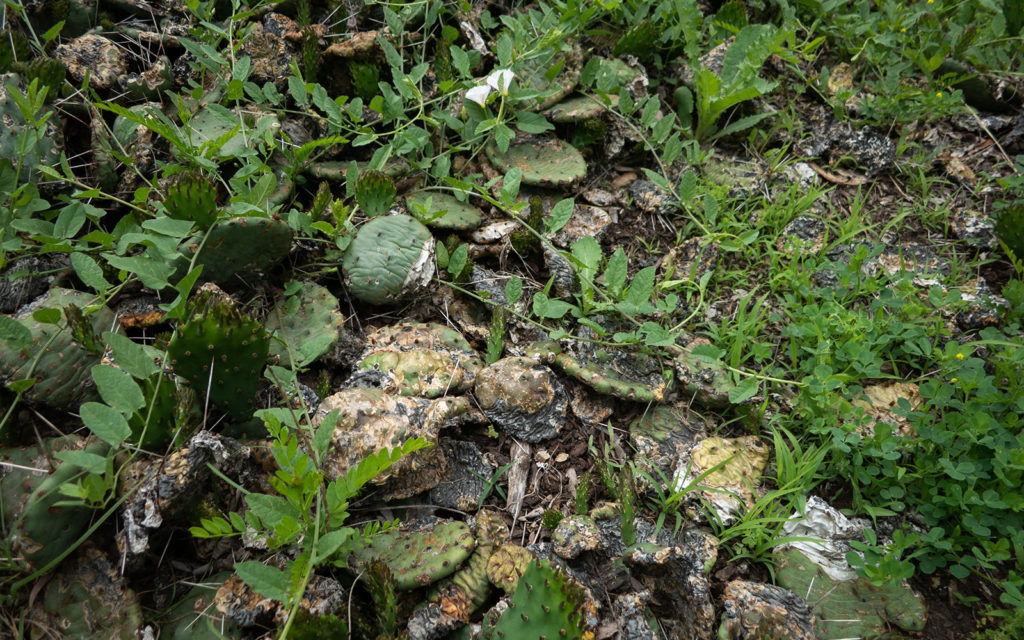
(928, 0, 934, 3)
(901, 27, 907, 32)
(936, 92, 943, 98)
(956, 352, 965, 360)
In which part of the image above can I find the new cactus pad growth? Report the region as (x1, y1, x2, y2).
(0, 288, 114, 409)
(163, 171, 219, 229)
(1, 435, 108, 570)
(486, 544, 534, 594)
(167, 285, 270, 420)
(343, 214, 435, 305)
(348, 521, 476, 590)
(355, 169, 397, 218)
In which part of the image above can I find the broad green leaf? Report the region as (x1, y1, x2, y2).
(689, 342, 726, 363)
(92, 365, 145, 414)
(571, 237, 602, 277)
(501, 167, 521, 203)
(71, 252, 110, 294)
(313, 409, 339, 458)
(235, 561, 291, 603)
(80, 401, 132, 446)
(515, 111, 554, 134)
(447, 243, 468, 276)
(623, 266, 656, 308)
(32, 308, 61, 324)
(532, 292, 574, 319)
(245, 493, 302, 527)
(0, 316, 32, 349)
(103, 331, 160, 380)
(603, 248, 627, 298)
(545, 198, 574, 235)
(505, 276, 523, 304)
(142, 216, 195, 237)
(55, 450, 108, 475)
(729, 377, 760, 404)
(315, 528, 354, 559)
(642, 322, 677, 347)
(450, 45, 470, 77)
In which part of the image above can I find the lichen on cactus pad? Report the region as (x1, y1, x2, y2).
(167, 284, 270, 420)
(485, 135, 587, 188)
(0, 287, 114, 409)
(343, 214, 435, 305)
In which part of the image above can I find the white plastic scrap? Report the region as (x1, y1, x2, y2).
(778, 495, 871, 581)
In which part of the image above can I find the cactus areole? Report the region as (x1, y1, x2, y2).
(343, 214, 436, 305)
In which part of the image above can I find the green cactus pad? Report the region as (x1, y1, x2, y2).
(405, 191, 483, 230)
(163, 171, 219, 229)
(266, 282, 344, 368)
(181, 107, 280, 159)
(355, 169, 397, 218)
(1, 435, 108, 570)
(307, 158, 409, 181)
(674, 345, 759, 407)
(485, 136, 587, 188)
(36, 547, 143, 639)
(1, 72, 64, 184)
(517, 42, 583, 111)
(163, 572, 242, 640)
(776, 547, 928, 639)
(486, 559, 588, 640)
(167, 285, 270, 420)
(0, 288, 114, 409)
(348, 521, 476, 590)
(342, 214, 436, 305)
(995, 204, 1024, 262)
(543, 93, 619, 123)
(182, 216, 292, 288)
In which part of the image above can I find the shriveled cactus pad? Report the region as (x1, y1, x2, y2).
(349, 520, 476, 590)
(343, 214, 436, 305)
(313, 388, 470, 499)
(265, 282, 344, 368)
(776, 547, 927, 639)
(353, 321, 483, 397)
(485, 136, 587, 187)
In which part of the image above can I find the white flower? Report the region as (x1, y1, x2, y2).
(485, 68, 514, 94)
(465, 84, 492, 106)
(464, 69, 515, 107)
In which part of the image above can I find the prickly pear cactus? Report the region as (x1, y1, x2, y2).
(13, 56, 66, 100)
(406, 191, 483, 231)
(348, 60, 381, 102)
(0, 72, 64, 183)
(776, 547, 927, 639)
(486, 544, 534, 594)
(484, 559, 588, 640)
(163, 171, 219, 229)
(167, 285, 270, 420)
(265, 282, 343, 368)
(342, 214, 435, 305)
(525, 339, 668, 403)
(33, 546, 143, 639)
(162, 572, 242, 640)
(181, 216, 292, 288)
(1, 435, 108, 570)
(995, 204, 1024, 262)
(430, 510, 509, 620)
(355, 169, 397, 218)
(485, 136, 587, 187)
(0, 287, 114, 409)
(348, 520, 476, 590)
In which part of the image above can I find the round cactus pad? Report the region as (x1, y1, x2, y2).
(343, 214, 436, 305)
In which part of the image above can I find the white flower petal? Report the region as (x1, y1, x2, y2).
(465, 84, 492, 106)
(486, 69, 515, 94)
